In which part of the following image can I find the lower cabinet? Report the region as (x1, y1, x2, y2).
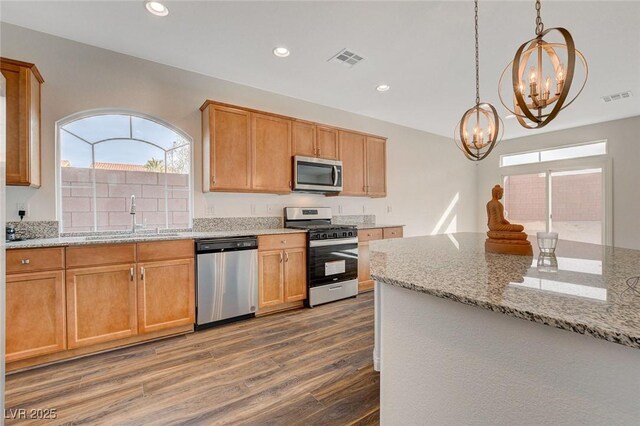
(257, 235, 307, 312)
(358, 227, 404, 292)
(66, 264, 138, 349)
(138, 258, 195, 333)
(5, 270, 66, 362)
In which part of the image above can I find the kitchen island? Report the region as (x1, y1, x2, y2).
(370, 233, 640, 425)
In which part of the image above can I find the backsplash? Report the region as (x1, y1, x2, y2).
(193, 217, 283, 232)
(332, 215, 376, 225)
(6, 221, 60, 240)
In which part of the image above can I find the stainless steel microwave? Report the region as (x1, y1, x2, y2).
(293, 156, 343, 193)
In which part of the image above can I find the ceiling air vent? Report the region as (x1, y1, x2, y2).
(601, 91, 633, 103)
(328, 49, 365, 68)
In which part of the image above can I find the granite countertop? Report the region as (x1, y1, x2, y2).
(5, 228, 307, 249)
(369, 232, 640, 350)
(357, 224, 405, 230)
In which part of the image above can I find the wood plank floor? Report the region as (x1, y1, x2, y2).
(5, 292, 378, 425)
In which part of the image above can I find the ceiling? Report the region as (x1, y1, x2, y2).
(1, 1, 639, 139)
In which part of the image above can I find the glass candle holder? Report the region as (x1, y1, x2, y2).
(537, 232, 559, 255)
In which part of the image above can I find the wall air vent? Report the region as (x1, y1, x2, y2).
(601, 91, 633, 103)
(328, 49, 365, 68)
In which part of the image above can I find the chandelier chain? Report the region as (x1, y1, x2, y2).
(535, 0, 544, 36)
(474, 0, 480, 105)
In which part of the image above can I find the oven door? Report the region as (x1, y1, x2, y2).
(308, 238, 358, 288)
(294, 156, 343, 192)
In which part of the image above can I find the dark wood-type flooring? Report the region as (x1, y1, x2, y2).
(5, 292, 378, 425)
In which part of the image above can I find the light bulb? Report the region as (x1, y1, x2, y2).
(545, 77, 551, 91)
(529, 67, 537, 83)
(519, 82, 526, 95)
(556, 63, 565, 82)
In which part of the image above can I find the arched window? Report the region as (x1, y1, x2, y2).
(57, 110, 192, 233)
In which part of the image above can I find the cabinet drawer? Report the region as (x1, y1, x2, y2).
(66, 244, 136, 269)
(358, 228, 383, 242)
(383, 227, 404, 239)
(258, 233, 306, 251)
(7, 247, 65, 274)
(137, 240, 194, 262)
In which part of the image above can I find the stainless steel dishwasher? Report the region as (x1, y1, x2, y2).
(195, 237, 258, 330)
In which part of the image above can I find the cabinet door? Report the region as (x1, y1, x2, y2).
(258, 250, 284, 309)
(208, 105, 251, 191)
(366, 136, 387, 197)
(339, 131, 367, 196)
(66, 264, 138, 349)
(284, 248, 307, 302)
(316, 126, 339, 160)
(6, 271, 66, 362)
(138, 259, 195, 334)
(357, 242, 374, 292)
(251, 113, 292, 193)
(292, 121, 316, 158)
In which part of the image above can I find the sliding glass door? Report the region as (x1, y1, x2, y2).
(503, 166, 607, 245)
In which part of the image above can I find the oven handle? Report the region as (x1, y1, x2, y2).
(309, 237, 358, 247)
(332, 165, 338, 186)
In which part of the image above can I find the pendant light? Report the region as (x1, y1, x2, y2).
(454, 0, 503, 162)
(498, 0, 588, 129)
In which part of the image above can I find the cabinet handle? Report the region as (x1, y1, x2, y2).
(281, 240, 286, 244)
(285, 252, 289, 262)
(141, 267, 145, 281)
(280, 252, 283, 263)
(20, 259, 30, 265)
(211, 176, 216, 186)
(317, 148, 321, 156)
(289, 180, 292, 189)
(130, 267, 134, 281)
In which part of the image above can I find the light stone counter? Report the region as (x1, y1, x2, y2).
(370, 232, 640, 425)
(370, 232, 640, 349)
(5, 228, 306, 250)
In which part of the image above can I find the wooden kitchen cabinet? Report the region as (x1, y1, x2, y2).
(202, 104, 252, 192)
(258, 250, 285, 308)
(284, 248, 307, 302)
(251, 112, 292, 193)
(258, 234, 307, 313)
(292, 120, 316, 158)
(366, 136, 387, 197)
(339, 130, 368, 196)
(6, 270, 66, 362)
(1, 57, 43, 187)
(201, 100, 387, 197)
(137, 258, 195, 334)
(66, 264, 138, 349)
(316, 126, 340, 160)
(358, 227, 403, 292)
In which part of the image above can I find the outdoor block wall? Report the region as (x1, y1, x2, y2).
(504, 172, 602, 221)
(61, 167, 190, 232)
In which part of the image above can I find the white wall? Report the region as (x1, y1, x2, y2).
(1, 23, 477, 237)
(476, 116, 640, 250)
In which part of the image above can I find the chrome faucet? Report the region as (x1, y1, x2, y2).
(130, 195, 138, 233)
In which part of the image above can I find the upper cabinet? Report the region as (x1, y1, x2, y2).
(1, 57, 43, 187)
(200, 100, 386, 197)
(202, 104, 251, 192)
(251, 113, 292, 193)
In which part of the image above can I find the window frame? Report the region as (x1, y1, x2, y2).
(55, 108, 194, 233)
(499, 140, 608, 168)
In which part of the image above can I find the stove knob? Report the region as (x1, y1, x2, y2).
(332, 232, 338, 238)
(321, 233, 327, 239)
(342, 232, 347, 237)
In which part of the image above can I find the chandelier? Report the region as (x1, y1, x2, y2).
(498, 0, 588, 129)
(454, 0, 503, 162)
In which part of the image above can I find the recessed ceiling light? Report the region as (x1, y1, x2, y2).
(505, 114, 516, 119)
(273, 47, 290, 58)
(145, 1, 169, 17)
(376, 84, 390, 92)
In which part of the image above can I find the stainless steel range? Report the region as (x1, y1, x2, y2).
(284, 207, 358, 307)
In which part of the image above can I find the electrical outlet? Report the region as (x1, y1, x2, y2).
(267, 205, 274, 214)
(338, 205, 343, 214)
(387, 205, 393, 213)
(250, 204, 256, 215)
(16, 203, 28, 218)
(207, 206, 216, 216)
(362, 205, 366, 213)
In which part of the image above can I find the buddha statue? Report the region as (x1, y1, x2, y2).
(485, 185, 533, 256)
